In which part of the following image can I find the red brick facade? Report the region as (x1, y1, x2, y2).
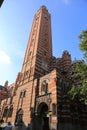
(0, 6, 87, 130)
(0, 81, 9, 101)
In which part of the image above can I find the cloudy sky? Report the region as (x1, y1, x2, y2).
(0, 0, 87, 85)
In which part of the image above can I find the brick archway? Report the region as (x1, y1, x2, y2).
(37, 102, 48, 116)
(15, 108, 23, 126)
(36, 102, 49, 130)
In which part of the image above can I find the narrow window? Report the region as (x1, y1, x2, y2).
(3, 107, 8, 117)
(20, 92, 23, 98)
(41, 81, 48, 95)
(8, 106, 13, 117)
(23, 90, 26, 97)
(52, 103, 56, 115)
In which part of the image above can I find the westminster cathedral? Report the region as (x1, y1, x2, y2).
(0, 6, 87, 130)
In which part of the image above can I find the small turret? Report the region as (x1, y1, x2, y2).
(4, 80, 8, 87)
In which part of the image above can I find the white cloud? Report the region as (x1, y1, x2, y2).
(62, 0, 71, 4)
(0, 51, 11, 64)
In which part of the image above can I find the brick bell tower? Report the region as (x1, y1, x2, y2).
(11, 6, 53, 126)
(22, 6, 52, 80)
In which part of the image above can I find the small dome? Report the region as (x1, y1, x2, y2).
(63, 50, 69, 55)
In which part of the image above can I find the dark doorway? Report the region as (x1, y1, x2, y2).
(38, 102, 48, 116)
(43, 117, 49, 130)
(32, 102, 49, 130)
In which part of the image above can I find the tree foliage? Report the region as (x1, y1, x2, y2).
(79, 30, 87, 59)
(69, 60, 87, 104)
(68, 30, 87, 105)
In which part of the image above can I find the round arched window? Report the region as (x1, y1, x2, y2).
(41, 81, 48, 95)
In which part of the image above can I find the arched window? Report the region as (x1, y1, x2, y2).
(52, 103, 56, 115)
(15, 109, 23, 126)
(41, 81, 48, 95)
(23, 90, 26, 97)
(19, 90, 26, 98)
(8, 106, 13, 117)
(20, 91, 23, 98)
(3, 107, 8, 117)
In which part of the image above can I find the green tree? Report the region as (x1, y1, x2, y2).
(68, 30, 87, 105)
(79, 30, 87, 59)
(69, 60, 87, 104)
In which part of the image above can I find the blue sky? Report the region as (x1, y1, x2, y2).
(0, 0, 87, 85)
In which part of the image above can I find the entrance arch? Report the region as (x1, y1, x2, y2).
(32, 102, 49, 130)
(37, 102, 49, 116)
(38, 103, 49, 130)
(15, 108, 23, 126)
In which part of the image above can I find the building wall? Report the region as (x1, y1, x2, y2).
(0, 6, 87, 130)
